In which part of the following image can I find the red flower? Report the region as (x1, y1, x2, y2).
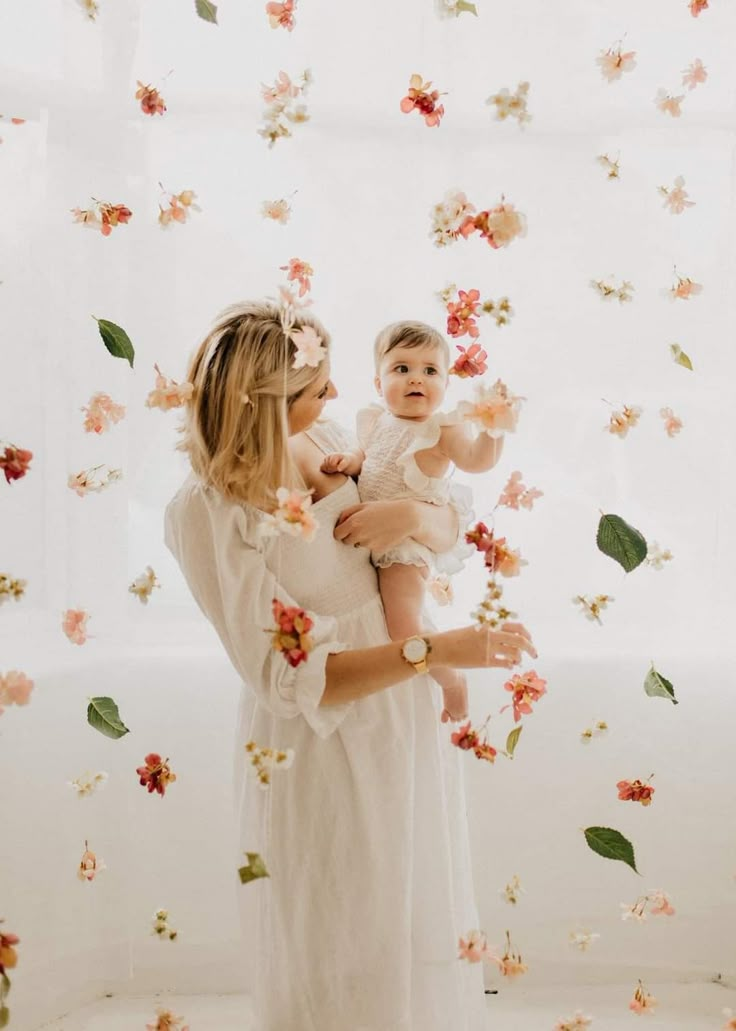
(0, 445, 33, 483)
(135, 81, 167, 116)
(400, 74, 445, 127)
(450, 342, 488, 378)
(99, 203, 133, 236)
(464, 521, 495, 554)
(450, 720, 480, 750)
(617, 778, 655, 806)
(473, 741, 497, 763)
(136, 753, 177, 797)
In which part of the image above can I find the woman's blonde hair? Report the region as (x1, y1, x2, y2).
(373, 320, 450, 374)
(175, 299, 331, 511)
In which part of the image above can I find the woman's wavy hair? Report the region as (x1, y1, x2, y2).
(175, 299, 331, 510)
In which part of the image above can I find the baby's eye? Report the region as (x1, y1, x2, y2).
(395, 364, 409, 373)
(425, 367, 438, 375)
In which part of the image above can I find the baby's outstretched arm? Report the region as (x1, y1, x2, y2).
(439, 423, 504, 474)
(320, 448, 365, 477)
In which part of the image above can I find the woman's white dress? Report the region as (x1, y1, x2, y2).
(163, 419, 488, 1031)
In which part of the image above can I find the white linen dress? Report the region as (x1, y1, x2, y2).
(163, 419, 488, 1031)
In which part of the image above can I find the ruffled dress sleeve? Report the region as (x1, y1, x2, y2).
(164, 477, 351, 739)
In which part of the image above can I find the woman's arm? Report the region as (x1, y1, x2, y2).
(334, 498, 458, 554)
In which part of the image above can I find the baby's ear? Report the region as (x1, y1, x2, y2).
(374, 375, 382, 395)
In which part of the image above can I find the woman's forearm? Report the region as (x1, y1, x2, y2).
(410, 499, 459, 553)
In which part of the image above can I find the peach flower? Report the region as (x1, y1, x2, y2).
(266, 0, 296, 30)
(458, 930, 498, 964)
(660, 407, 683, 437)
(655, 89, 684, 117)
(497, 470, 543, 511)
(670, 274, 702, 300)
(78, 843, 105, 881)
(427, 574, 454, 606)
(446, 288, 481, 338)
(261, 198, 291, 224)
(145, 364, 194, 410)
(596, 46, 637, 82)
(502, 670, 547, 722)
(629, 981, 657, 1013)
(81, 392, 126, 434)
(280, 257, 314, 297)
(0, 670, 34, 715)
(458, 378, 524, 437)
(400, 73, 445, 127)
(682, 58, 707, 90)
(62, 608, 90, 645)
(290, 326, 327, 370)
(689, 0, 708, 15)
(450, 342, 488, 378)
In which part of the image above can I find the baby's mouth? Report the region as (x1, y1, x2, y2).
(406, 391, 425, 397)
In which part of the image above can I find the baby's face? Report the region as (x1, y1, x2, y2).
(375, 343, 448, 420)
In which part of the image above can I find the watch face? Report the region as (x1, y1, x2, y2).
(404, 638, 427, 663)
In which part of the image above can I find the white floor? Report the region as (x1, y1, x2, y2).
(36, 982, 736, 1030)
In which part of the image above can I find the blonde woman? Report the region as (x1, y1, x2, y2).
(164, 300, 536, 1031)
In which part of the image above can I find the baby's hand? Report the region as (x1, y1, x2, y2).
(321, 452, 362, 476)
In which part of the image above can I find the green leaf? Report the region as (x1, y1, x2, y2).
(238, 852, 270, 885)
(596, 513, 647, 573)
(87, 696, 130, 739)
(506, 725, 522, 757)
(455, 0, 478, 13)
(195, 0, 218, 22)
(584, 826, 639, 874)
(0, 972, 8, 992)
(93, 317, 135, 368)
(644, 664, 678, 705)
(0, 1003, 9, 1029)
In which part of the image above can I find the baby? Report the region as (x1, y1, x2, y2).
(321, 320, 505, 722)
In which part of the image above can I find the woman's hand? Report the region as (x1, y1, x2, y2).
(432, 621, 538, 669)
(334, 499, 420, 552)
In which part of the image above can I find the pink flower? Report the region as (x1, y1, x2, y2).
(689, 0, 708, 15)
(81, 392, 126, 434)
(446, 288, 481, 338)
(660, 406, 683, 437)
(0, 445, 33, 483)
(290, 326, 327, 370)
(502, 670, 547, 722)
(145, 364, 194, 411)
(497, 470, 543, 511)
(655, 89, 684, 118)
(629, 982, 657, 1013)
(484, 535, 526, 577)
(450, 720, 480, 750)
(266, 0, 296, 30)
(400, 73, 445, 127)
(261, 71, 299, 103)
(648, 890, 675, 916)
(682, 58, 707, 90)
(458, 379, 524, 436)
(467, 201, 527, 249)
(617, 778, 655, 806)
(261, 198, 291, 224)
(596, 46, 637, 83)
(670, 275, 702, 300)
(450, 342, 488, 378)
(136, 753, 177, 797)
(135, 81, 167, 116)
(62, 608, 90, 645)
(0, 670, 34, 713)
(280, 257, 314, 297)
(78, 844, 105, 881)
(458, 930, 498, 963)
(427, 574, 454, 606)
(659, 176, 695, 214)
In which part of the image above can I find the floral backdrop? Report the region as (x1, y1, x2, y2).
(1, 0, 735, 1028)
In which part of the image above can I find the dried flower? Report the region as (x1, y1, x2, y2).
(658, 175, 695, 214)
(71, 200, 132, 236)
(135, 81, 167, 116)
(456, 378, 524, 437)
(78, 842, 106, 881)
(62, 608, 90, 645)
(458, 929, 499, 964)
(136, 754, 177, 797)
(501, 670, 547, 723)
(259, 69, 311, 146)
(655, 89, 684, 118)
(617, 777, 655, 806)
(596, 44, 637, 82)
(659, 406, 683, 437)
(572, 594, 614, 624)
(427, 573, 454, 606)
(568, 929, 600, 951)
(646, 541, 673, 569)
(0, 444, 33, 483)
(629, 980, 657, 1014)
(81, 392, 126, 434)
(244, 739, 295, 790)
(146, 1006, 189, 1031)
(68, 770, 108, 797)
(0, 670, 34, 715)
(0, 573, 27, 605)
(261, 198, 292, 224)
(158, 187, 201, 228)
(268, 598, 314, 667)
(689, 0, 708, 16)
(145, 364, 194, 410)
(597, 153, 620, 179)
(129, 566, 161, 604)
(266, 0, 296, 31)
(486, 81, 531, 125)
(682, 58, 707, 90)
(67, 465, 123, 496)
(151, 908, 178, 942)
(605, 403, 642, 438)
(400, 74, 445, 127)
(669, 270, 702, 300)
(497, 470, 543, 511)
(258, 487, 320, 542)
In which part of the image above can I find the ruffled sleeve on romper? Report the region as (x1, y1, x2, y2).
(164, 476, 352, 739)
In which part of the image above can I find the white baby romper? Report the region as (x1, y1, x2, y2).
(356, 402, 474, 576)
(164, 418, 489, 1031)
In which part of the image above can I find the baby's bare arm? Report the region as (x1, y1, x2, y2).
(439, 423, 504, 473)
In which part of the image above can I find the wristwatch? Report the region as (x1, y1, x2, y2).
(400, 635, 432, 675)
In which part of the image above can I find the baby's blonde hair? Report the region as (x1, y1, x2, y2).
(175, 299, 330, 510)
(373, 320, 450, 374)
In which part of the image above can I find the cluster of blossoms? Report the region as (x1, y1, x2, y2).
(554, 1012, 593, 1031)
(496, 470, 543, 511)
(136, 753, 177, 797)
(261, 198, 292, 224)
(0, 670, 33, 715)
(459, 929, 527, 978)
(572, 594, 614, 624)
(596, 153, 620, 180)
(465, 521, 526, 577)
(81, 392, 125, 434)
(658, 175, 695, 214)
(590, 276, 634, 303)
(259, 69, 312, 147)
(146, 1006, 189, 1031)
(151, 908, 178, 941)
(258, 487, 320, 543)
(78, 842, 106, 882)
(266, 0, 296, 31)
(438, 285, 514, 344)
(430, 190, 527, 250)
(605, 403, 641, 437)
(457, 379, 524, 438)
(0, 573, 26, 605)
(646, 541, 673, 569)
(146, 364, 194, 410)
(630, 980, 657, 1014)
(158, 187, 201, 228)
(486, 81, 531, 125)
(129, 566, 161, 604)
(135, 80, 167, 116)
(62, 608, 90, 645)
(568, 929, 600, 951)
(450, 343, 487, 378)
(400, 74, 445, 127)
(71, 199, 132, 236)
(669, 270, 702, 300)
(621, 890, 675, 922)
(67, 770, 108, 797)
(501, 670, 547, 723)
(0, 443, 33, 483)
(244, 739, 295, 789)
(596, 42, 637, 82)
(269, 599, 314, 667)
(617, 776, 655, 806)
(68, 464, 123, 496)
(500, 874, 525, 905)
(580, 719, 609, 743)
(280, 257, 313, 299)
(274, 259, 328, 373)
(451, 719, 497, 763)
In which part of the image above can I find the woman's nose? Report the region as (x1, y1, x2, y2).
(328, 381, 338, 399)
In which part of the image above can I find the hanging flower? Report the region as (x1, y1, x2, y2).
(659, 407, 683, 437)
(497, 929, 528, 978)
(658, 175, 695, 214)
(486, 81, 531, 125)
(145, 364, 194, 410)
(590, 277, 634, 303)
(580, 720, 608, 743)
(446, 289, 481, 338)
(268, 599, 314, 667)
(596, 153, 620, 179)
(682, 58, 707, 90)
(568, 929, 600, 951)
(0, 670, 34, 716)
(280, 257, 314, 298)
(244, 739, 295, 789)
(62, 608, 90, 645)
(669, 271, 702, 300)
(290, 326, 327, 370)
(400, 74, 446, 127)
(572, 594, 614, 624)
(151, 908, 178, 942)
(501, 670, 547, 723)
(71, 200, 132, 236)
(158, 187, 201, 228)
(261, 198, 292, 224)
(68, 770, 108, 798)
(266, 0, 296, 30)
(500, 875, 525, 905)
(689, 0, 708, 15)
(481, 533, 527, 577)
(497, 470, 543, 511)
(617, 777, 655, 806)
(0, 444, 33, 483)
(0, 921, 20, 974)
(135, 81, 167, 116)
(605, 403, 642, 437)
(450, 720, 480, 751)
(81, 392, 126, 434)
(456, 378, 524, 436)
(136, 753, 177, 797)
(67, 465, 123, 496)
(554, 1011, 593, 1031)
(621, 890, 675, 921)
(129, 566, 161, 604)
(646, 541, 673, 570)
(458, 929, 499, 964)
(596, 43, 637, 82)
(258, 69, 312, 146)
(429, 190, 476, 247)
(146, 1006, 189, 1031)
(463, 199, 527, 249)
(629, 980, 657, 1014)
(482, 295, 514, 326)
(449, 342, 488, 378)
(0, 574, 26, 605)
(655, 89, 684, 117)
(78, 842, 106, 881)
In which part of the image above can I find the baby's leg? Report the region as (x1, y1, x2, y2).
(378, 563, 465, 699)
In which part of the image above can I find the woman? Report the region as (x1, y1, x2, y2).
(164, 300, 536, 1030)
